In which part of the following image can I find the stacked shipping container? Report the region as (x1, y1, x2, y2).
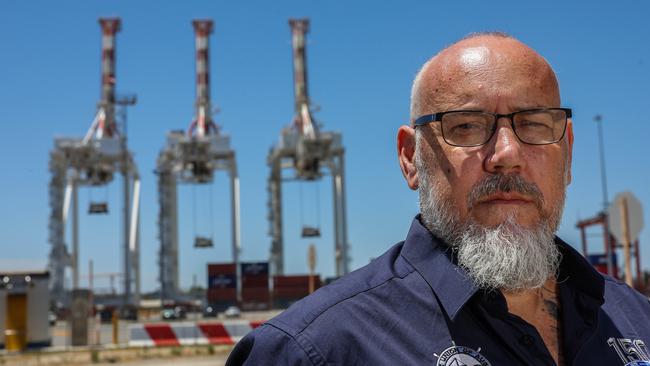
(207, 263, 323, 311)
(206, 263, 237, 312)
(240, 262, 270, 310)
(273, 275, 321, 308)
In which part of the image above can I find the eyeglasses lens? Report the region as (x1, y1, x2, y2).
(441, 110, 567, 146)
(513, 109, 567, 145)
(441, 112, 495, 147)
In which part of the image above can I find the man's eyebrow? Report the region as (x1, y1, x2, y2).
(446, 105, 553, 113)
(513, 105, 551, 111)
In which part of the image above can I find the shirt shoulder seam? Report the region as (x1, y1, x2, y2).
(273, 261, 417, 337)
(263, 322, 323, 366)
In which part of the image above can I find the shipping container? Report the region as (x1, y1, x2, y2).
(206, 294, 237, 303)
(241, 294, 270, 302)
(241, 262, 269, 276)
(274, 288, 310, 298)
(207, 263, 237, 276)
(242, 288, 270, 301)
(206, 288, 237, 302)
(271, 275, 322, 309)
(241, 295, 270, 302)
(208, 274, 237, 289)
(241, 275, 268, 288)
(241, 285, 270, 311)
(273, 275, 321, 289)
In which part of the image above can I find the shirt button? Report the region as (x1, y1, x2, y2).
(519, 335, 534, 346)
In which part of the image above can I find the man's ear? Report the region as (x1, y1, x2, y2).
(397, 125, 419, 190)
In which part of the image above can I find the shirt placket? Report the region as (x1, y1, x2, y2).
(477, 291, 558, 365)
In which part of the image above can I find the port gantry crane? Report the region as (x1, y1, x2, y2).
(156, 20, 241, 302)
(48, 18, 141, 308)
(267, 19, 350, 277)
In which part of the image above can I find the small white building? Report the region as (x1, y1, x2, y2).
(0, 271, 50, 351)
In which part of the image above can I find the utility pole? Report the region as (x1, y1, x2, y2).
(594, 115, 613, 276)
(594, 115, 609, 211)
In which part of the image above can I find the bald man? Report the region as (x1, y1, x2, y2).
(227, 33, 650, 366)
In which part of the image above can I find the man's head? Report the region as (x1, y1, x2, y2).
(397, 33, 574, 291)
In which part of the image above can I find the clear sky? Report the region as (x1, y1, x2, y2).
(1, 1, 648, 293)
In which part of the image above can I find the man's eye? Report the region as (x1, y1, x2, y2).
(450, 121, 484, 133)
(519, 120, 552, 129)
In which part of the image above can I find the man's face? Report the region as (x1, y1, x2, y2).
(414, 40, 573, 232)
(398, 36, 574, 290)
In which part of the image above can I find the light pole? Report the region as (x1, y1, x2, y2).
(594, 114, 613, 275)
(594, 114, 609, 209)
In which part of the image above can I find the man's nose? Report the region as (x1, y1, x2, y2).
(483, 119, 525, 174)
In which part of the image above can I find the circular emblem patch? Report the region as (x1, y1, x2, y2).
(436, 345, 491, 366)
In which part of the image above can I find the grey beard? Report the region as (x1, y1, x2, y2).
(452, 216, 560, 291)
(415, 140, 563, 291)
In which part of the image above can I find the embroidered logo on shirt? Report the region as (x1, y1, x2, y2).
(435, 345, 491, 366)
(607, 337, 650, 365)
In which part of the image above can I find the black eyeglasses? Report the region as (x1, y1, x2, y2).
(413, 108, 572, 147)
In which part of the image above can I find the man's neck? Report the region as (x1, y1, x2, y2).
(502, 278, 563, 365)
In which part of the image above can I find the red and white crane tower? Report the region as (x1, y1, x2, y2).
(48, 18, 141, 309)
(156, 19, 240, 302)
(267, 19, 350, 277)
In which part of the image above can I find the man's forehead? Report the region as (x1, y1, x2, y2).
(415, 35, 560, 114)
(457, 46, 491, 69)
(435, 36, 541, 69)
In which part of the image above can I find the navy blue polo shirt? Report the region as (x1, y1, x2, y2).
(227, 217, 650, 365)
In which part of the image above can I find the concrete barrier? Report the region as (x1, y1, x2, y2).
(128, 320, 264, 347)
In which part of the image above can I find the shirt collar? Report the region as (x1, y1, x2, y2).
(400, 216, 605, 320)
(555, 236, 605, 303)
(400, 216, 478, 320)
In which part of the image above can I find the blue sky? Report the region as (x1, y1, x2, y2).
(1, 1, 648, 292)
